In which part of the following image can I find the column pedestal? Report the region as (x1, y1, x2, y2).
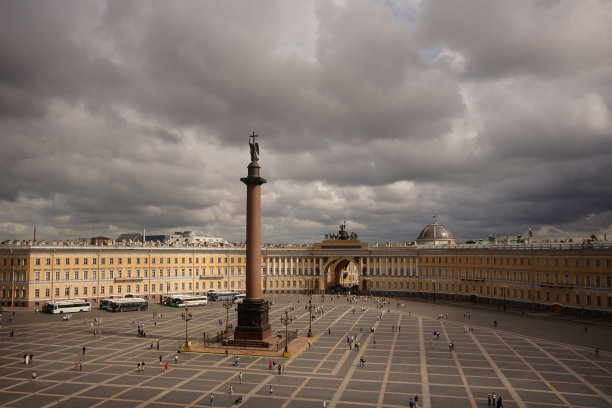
(227, 299, 273, 347)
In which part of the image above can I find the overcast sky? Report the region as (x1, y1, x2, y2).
(1, 0, 611, 244)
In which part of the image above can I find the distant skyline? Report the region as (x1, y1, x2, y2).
(1, 1, 611, 244)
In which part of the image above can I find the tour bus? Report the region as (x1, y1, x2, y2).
(210, 291, 240, 301)
(168, 295, 208, 307)
(42, 299, 91, 314)
(106, 298, 148, 312)
(232, 294, 246, 304)
(100, 299, 111, 310)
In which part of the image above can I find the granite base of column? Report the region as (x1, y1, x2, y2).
(225, 299, 272, 348)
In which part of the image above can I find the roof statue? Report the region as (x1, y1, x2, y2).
(249, 131, 259, 162)
(326, 221, 359, 241)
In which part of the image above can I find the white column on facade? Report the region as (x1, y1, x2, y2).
(359, 257, 363, 280)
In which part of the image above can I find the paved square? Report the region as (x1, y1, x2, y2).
(1, 295, 611, 407)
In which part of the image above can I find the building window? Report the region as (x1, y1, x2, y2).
(55, 288, 60, 296)
(83, 287, 88, 295)
(64, 287, 70, 296)
(92, 286, 96, 295)
(45, 288, 50, 297)
(35, 271, 40, 282)
(35, 289, 40, 298)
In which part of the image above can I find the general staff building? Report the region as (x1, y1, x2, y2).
(1, 221, 611, 318)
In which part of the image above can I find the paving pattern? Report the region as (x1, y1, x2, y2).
(1, 296, 611, 408)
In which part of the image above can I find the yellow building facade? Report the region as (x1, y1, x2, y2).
(1, 240, 611, 317)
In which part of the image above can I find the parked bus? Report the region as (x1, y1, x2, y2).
(106, 298, 148, 312)
(168, 295, 208, 307)
(42, 299, 91, 314)
(233, 294, 246, 304)
(100, 299, 111, 310)
(210, 291, 240, 301)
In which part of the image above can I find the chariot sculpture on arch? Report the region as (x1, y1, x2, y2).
(326, 221, 359, 241)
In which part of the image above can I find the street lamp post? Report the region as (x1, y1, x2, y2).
(280, 309, 294, 354)
(223, 299, 233, 333)
(181, 307, 192, 349)
(305, 299, 315, 337)
(432, 280, 437, 304)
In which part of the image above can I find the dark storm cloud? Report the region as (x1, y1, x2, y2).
(0, 0, 611, 243)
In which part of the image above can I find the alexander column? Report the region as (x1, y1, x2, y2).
(232, 132, 272, 345)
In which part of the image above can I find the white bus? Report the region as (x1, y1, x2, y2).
(210, 291, 240, 301)
(106, 298, 148, 312)
(42, 299, 91, 314)
(169, 295, 208, 307)
(233, 294, 246, 304)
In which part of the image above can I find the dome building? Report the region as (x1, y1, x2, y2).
(416, 218, 455, 245)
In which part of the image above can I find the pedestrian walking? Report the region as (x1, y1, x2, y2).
(156, 339, 159, 349)
(138, 362, 141, 371)
(323, 400, 327, 407)
(488, 393, 492, 405)
(414, 394, 419, 407)
(269, 360, 273, 370)
(141, 361, 145, 371)
(209, 393, 214, 406)
(174, 355, 178, 364)
(159, 355, 163, 364)
(229, 385, 233, 394)
(269, 385, 274, 397)
(164, 362, 168, 373)
(278, 364, 281, 374)
(74, 361, 79, 371)
(238, 371, 242, 384)
(82, 346, 86, 355)
(32, 371, 36, 381)
(79, 360, 83, 371)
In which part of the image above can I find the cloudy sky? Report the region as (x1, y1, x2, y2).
(1, 0, 611, 244)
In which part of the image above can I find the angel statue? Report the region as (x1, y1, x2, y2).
(249, 132, 259, 162)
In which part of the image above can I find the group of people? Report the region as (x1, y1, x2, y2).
(488, 392, 503, 407)
(23, 353, 34, 365)
(408, 394, 419, 407)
